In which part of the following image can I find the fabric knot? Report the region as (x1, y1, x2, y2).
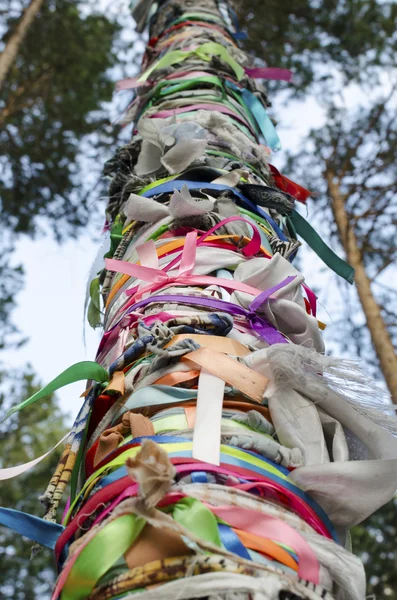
(126, 439, 176, 509)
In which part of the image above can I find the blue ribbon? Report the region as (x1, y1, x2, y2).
(226, 5, 248, 40)
(0, 507, 63, 549)
(191, 471, 208, 483)
(141, 180, 288, 241)
(218, 523, 251, 559)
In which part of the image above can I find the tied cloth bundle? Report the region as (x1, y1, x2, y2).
(1, 1, 397, 600)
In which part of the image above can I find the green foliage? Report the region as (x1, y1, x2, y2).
(0, 369, 69, 599)
(0, 0, 120, 240)
(0, 0, 127, 349)
(0, 237, 25, 350)
(236, 0, 396, 94)
(351, 499, 397, 599)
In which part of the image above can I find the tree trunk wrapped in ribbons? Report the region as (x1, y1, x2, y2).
(1, 1, 397, 599)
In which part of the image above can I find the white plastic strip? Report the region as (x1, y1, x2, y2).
(0, 432, 70, 480)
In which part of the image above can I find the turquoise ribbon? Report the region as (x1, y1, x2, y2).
(226, 81, 281, 151)
(113, 385, 199, 422)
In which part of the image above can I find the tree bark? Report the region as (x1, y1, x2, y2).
(327, 170, 397, 404)
(0, 0, 45, 92)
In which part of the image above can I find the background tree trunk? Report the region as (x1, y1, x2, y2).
(327, 170, 397, 403)
(0, 0, 45, 91)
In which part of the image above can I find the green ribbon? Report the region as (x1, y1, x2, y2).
(159, 75, 223, 96)
(3, 362, 108, 422)
(172, 497, 222, 547)
(139, 174, 178, 195)
(171, 12, 226, 26)
(61, 499, 221, 599)
(195, 43, 245, 81)
(290, 209, 355, 284)
(87, 277, 102, 329)
(104, 215, 123, 259)
(61, 514, 146, 600)
(138, 42, 244, 83)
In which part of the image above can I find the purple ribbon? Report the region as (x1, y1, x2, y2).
(121, 276, 296, 345)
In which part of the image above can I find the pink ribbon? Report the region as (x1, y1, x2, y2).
(244, 67, 293, 82)
(105, 214, 267, 303)
(106, 232, 262, 302)
(233, 482, 330, 538)
(74, 482, 319, 585)
(302, 283, 317, 317)
(210, 505, 319, 583)
(171, 463, 329, 538)
(165, 215, 264, 265)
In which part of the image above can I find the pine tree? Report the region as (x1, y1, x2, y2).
(351, 498, 397, 599)
(0, 0, 124, 349)
(0, 0, 45, 90)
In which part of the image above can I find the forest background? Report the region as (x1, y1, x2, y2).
(0, 0, 396, 597)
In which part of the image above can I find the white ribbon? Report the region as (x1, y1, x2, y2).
(193, 369, 225, 465)
(0, 432, 70, 480)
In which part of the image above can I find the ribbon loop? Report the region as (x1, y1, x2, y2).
(178, 230, 197, 276)
(105, 215, 270, 303)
